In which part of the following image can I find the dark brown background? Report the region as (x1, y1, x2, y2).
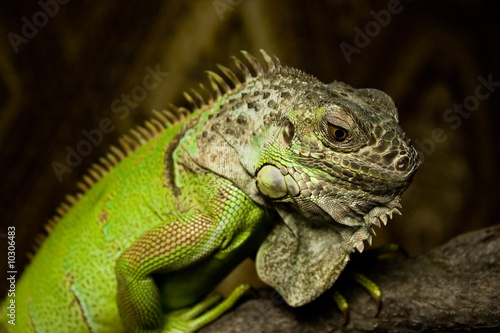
(0, 0, 499, 298)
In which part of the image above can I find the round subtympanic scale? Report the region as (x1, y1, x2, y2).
(256, 165, 287, 198)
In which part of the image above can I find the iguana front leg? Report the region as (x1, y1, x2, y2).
(115, 213, 215, 332)
(115, 184, 270, 333)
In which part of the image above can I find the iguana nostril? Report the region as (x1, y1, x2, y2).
(395, 156, 409, 171)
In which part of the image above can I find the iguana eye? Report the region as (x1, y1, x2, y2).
(328, 124, 348, 141)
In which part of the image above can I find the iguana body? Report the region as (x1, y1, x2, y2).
(1, 50, 418, 332)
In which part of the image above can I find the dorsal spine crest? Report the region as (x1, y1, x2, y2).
(42, 49, 281, 244)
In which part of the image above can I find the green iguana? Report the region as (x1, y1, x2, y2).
(1, 50, 419, 332)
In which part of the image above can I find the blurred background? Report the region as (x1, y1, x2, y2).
(0, 0, 499, 296)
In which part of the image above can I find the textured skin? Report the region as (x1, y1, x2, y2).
(0, 50, 418, 332)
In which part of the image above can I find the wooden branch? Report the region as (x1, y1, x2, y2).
(201, 225, 500, 332)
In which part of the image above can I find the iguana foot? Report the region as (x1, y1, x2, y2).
(331, 271, 381, 324)
(364, 243, 408, 258)
(331, 243, 407, 322)
(348, 271, 382, 313)
(331, 290, 349, 323)
(162, 284, 251, 333)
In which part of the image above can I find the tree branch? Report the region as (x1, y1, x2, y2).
(201, 225, 500, 332)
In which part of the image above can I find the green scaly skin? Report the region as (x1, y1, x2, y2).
(0, 50, 418, 332)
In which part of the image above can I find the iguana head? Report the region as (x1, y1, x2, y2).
(251, 70, 419, 306)
(255, 80, 418, 227)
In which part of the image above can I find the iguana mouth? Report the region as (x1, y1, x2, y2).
(297, 150, 417, 185)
